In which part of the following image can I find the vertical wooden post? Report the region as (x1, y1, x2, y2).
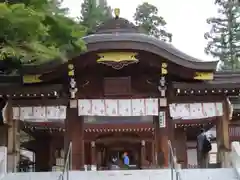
(0, 126, 8, 147)
(160, 132, 169, 167)
(49, 137, 55, 170)
(162, 82, 175, 168)
(65, 101, 84, 170)
(154, 115, 169, 168)
(157, 61, 170, 168)
(6, 100, 16, 172)
(7, 102, 20, 173)
(216, 98, 230, 167)
(140, 140, 146, 168)
(154, 117, 159, 167)
(35, 137, 51, 171)
(14, 119, 20, 172)
(91, 141, 96, 167)
(174, 128, 187, 168)
(151, 141, 155, 165)
(216, 118, 221, 164)
(0, 99, 8, 147)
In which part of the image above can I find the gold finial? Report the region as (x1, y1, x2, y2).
(114, 8, 120, 19)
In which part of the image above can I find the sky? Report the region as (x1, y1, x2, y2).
(62, 0, 218, 61)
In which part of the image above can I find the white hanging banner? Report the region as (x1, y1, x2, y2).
(13, 106, 66, 121)
(169, 102, 223, 120)
(118, 99, 131, 116)
(20, 107, 33, 120)
(58, 106, 67, 120)
(105, 99, 118, 116)
(33, 106, 46, 121)
(78, 98, 159, 116)
(46, 106, 57, 119)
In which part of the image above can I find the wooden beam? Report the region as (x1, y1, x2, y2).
(0, 84, 63, 95)
(171, 95, 224, 103)
(12, 98, 67, 106)
(173, 82, 240, 90)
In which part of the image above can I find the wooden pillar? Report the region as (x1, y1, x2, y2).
(6, 101, 14, 172)
(161, 132, 169, 167)
(154, 117, 169, 168)
(165, 83, 176, 168)
(140, 140, 146, 168)
(153, 62, 170, 168)
(35, 137, 51, 171)
(0, 99, 8, 147)
(151, 141, 155, 165)
(154, 117, 160, 167)
(156, 103, 172, 168)
(65, 101, 84, 170)
(6, 101, 20, 172)
(49, 137, 56, 170)
(0, 125, 8, 146)
(174, 128, 187, 168)
(154, 113, 169, 168)
(216, 98, 230, 167)
(91, 141, 96, 166)
(97, 150, 101, 169)
(216, 118, 221, 164)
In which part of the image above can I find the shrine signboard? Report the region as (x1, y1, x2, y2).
(159, 111, 166, 128)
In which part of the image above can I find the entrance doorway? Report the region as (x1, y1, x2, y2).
(108, 149, 135, 163)
(96, 140, 141, 170)
(106, 145, 139, 168)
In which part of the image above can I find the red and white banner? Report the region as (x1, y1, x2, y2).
(169, 102, 223, 120)
(78, 98, 159, 116)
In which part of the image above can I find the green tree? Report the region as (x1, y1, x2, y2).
(205, 0, 240, 71)
(0, 0, 86, 72)
(80, 0, 112, 34)
(133, 2, 172, 42)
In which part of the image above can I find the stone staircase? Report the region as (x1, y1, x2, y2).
(1, 141, 240, 180)
(0, 168, 239, 180)
(181, 168, 238, 180)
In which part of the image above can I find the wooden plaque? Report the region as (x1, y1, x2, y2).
(104, 77, 131, 95)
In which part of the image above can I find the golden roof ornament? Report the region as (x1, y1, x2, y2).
(114, 8, 120, 19)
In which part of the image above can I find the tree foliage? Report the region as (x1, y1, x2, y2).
(205, 0, 240, 71)
(133, 2, 172, 42)
(80, 0, 112, 34)
(0, 0, 86, 70)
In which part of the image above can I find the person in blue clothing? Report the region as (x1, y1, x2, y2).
(123, 152, 130, 169)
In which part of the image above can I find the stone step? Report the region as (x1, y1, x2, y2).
(181, 168, 238, 180)
(0, 168, 239, 180)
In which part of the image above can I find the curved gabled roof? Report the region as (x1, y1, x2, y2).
(173, 71, 240, 90)
(82, 33, 218, 70)
(94, 18, 140, 34)
(20, 17, 218, 74)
